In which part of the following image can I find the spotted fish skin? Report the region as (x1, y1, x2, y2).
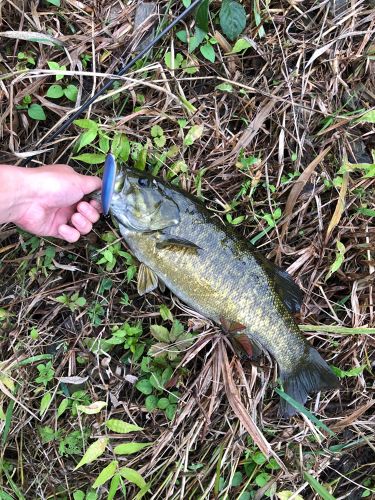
(110, 171, 339, 416)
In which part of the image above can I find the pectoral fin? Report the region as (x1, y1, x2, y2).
(156, 236, 201, 251)
(137, 263, 158, 296)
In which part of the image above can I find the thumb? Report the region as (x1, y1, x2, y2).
(78, 174, 102, 195)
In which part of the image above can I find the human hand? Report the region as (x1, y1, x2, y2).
(0, 164, 102, 243)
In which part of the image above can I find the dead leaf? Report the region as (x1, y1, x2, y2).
(325, 170, 349, 244)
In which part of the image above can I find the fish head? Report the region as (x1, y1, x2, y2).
(109, 168, 180, 232)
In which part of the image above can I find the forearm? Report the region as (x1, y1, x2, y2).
(0, 165, 32, 224)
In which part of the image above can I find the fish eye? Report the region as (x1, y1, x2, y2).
(138, 178, 149, 187)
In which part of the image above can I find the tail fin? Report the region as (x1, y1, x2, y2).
(279, 347, 340, 417)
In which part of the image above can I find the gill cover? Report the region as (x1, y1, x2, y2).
(109, 168, 180, 232)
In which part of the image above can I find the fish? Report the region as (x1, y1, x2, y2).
(106, 166, 339, 417)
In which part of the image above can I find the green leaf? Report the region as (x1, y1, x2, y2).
(184, 124, 204, 146)
(157, 397, 169, 410)
(325, 240, 346, 281)
(74, 296, 86, 307)
(354, 109, 375, 124)
(357, 207, 375, 217)
(73, 492, 85, 500)
(189, 27, 207, 52)
(151, 125, 163, 137)
(252, 451, 267, 465)
(78, 128, 98, 151)
(74, 437, 109, 469)
(277, 492, 304, 500)
(77, 401, 106, 414)
(200, 43, 215, 63)
(108, 474, 121, 500)
(72, 153, 105, 164)
(106, 419, 143, 434)
(40, 392, 52, 415)
(220, 0, 247, 41)
(176, 30, 188, 43)
(64, 84, 78, 102)
(28, 103, 46, 121)
(231, 38, 252, 53)
(231, 471, 243, 487)
(57, 398, 70, 418)
(150, 324, 170, 342)
(47, 60, 66, 80)
(215, 83, 233, 92)
(195, 0, 209, 32)
(255, 472, 270, 487)
(46, 84, 64, 98)
(136, 378, 153, 395)
(149, 372, 163, 391)
(47, 0, 61, 6)
(182, 0, 191, 6)
(145, 395, 158, 411)
(331, 364, 366, 378)
(165, 404, 177, 420)
(112, 133, 130, 162)
(303, 472, 336, 500)
(92, 460, 118, 488)
(114, 442, 152, 455)
(99, 134, 110, 153)
(160, 304, 173, 322)
(74, 119, 98, 130)
(118, 467, 146, 489)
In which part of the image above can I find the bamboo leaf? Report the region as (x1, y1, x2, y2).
(118, 467, 147, 489)
(114, 442, 152, 455)
(74, 437, 109, 469)
(92, 460, 118, 488)
(106, 419, 143, 434)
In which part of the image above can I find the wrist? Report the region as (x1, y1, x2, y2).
(0, 165, 34, 224)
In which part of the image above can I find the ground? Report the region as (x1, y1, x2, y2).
(0, 0, 374, 499)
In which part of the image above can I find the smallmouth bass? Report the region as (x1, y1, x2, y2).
(107, 166, 339, 416)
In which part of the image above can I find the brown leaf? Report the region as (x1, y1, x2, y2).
(325, 170, 349, 244)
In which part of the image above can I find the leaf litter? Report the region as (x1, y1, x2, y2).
(0, 0, 374, 498)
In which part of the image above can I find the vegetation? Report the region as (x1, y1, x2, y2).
(0, 0, 374, 498)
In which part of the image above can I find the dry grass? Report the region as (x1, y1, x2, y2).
(0, 0, 374, 498)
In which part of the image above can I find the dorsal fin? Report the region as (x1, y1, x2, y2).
(254, 253, 303, 313)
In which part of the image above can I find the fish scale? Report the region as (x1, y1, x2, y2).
(109, 168, 339, 416)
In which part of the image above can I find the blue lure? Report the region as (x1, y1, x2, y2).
(101, 153, 117, 215)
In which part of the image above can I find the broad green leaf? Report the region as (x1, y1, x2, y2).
(28, 104, 46, 121)
(157, 398, 169, 410)
(200, 43, 215, 63)
(160, 304, 173, 321)
(303, 472, 336, 500)
(255, 472, 270, 487)
(182, 0, 191, 6)
(74, 296, 86, 307)
(92, 460, 118, 488)
(74, 437, 109, 469)
(108, 474, 121, 500)
(145, 395, 158, 411)
(47, 60, 66, 80)
(357, 207, 375, 217)
(105, 419, 143, 433)
(114, 442, 152, 455)
(325, 240, 346, 281)
(73, 492, 85, 500)
(216, 83, 233, 92)
(46, 84, 64, 98)
(195, 0, 209, 32)
(135, 142, 148, 171)
(220, 0, 247, 41)
(72, 153, 105, 164)
(57, 398, 69, 417)
(355, 109, 375, 124)
(176, 30, 188, 43)
(64, 84, 78, 102)
(74, 119, 98, 130)
(184, 124, 204, 146)
(189, 27, 207, 53)
(231, 471, 243, 487)
(151, 125, 164, 138)
(165, 404, 177, 420)
(136, 378, 153, 395)
(47, 0, 61, 6)
(231, 38, 252, 53)
(78, 128, 98, 151)
(99, 134, 110, 153)
(118, 467, 146, 489)
(164, 52, 184, 69)
(77, 401, 106, 414)
(40, 392, 52, 415)
(150, 324, 170, 342)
